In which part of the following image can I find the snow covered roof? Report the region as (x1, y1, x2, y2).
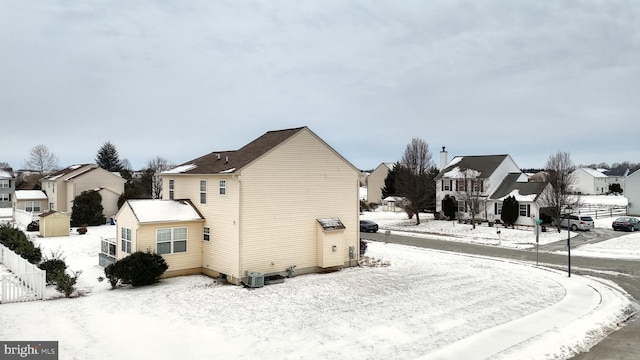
(489, 173, 548, 202)
(317, 218, 345, 231)
(162, 164, 197, 174)
(579, 168, 607, 178)
(0, 168, 15, 178)
(436, 155, 511, 179)
(42, 164, 93, 181)
(15, 190, 48, 200)
(127, 199, 204, 223)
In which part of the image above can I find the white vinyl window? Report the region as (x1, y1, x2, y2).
(203, 226, 210, 241)
(457, 200, 466, 213)
(168, 179, 175, 200)
(495, 203, 503, 215)
(0, 179, 9, 188)
(519, 204, 530, 217)
(200, 180, 207, 204)
(25, 201, 41, 212)
(443, 180, 451, 191)
(0, 193, 9, 202)
(157, 227, 187, 254)
(219, 180, 226, 195)
(121, 227, 132, 254)
(101, 238, 117, 257)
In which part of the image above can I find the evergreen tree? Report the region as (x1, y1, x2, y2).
(71, 190, 104, 226)
(608, 183, 623, 194)
(442, 195, 457, 220)
(381, 162, 400, 199)
(501, 195, 519, 226)
(95, 141, 123, 172)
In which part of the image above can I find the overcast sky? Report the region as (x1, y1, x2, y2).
(2, 1, 639, 171)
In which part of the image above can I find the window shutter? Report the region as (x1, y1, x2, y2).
(526, 204, 531, 217)
(494, 203, 497, 214)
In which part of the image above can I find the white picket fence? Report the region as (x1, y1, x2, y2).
(0, 244, 46, 304)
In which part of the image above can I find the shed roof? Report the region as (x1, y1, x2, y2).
(127, 199, 204, 223)
(317, 218, 345, 231)
(15, 190, 48, 200)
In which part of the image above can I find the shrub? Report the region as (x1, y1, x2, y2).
(359, 239, 368, 256)
(501, 195, 519, 226)
(0, 223, 42, 264)
(442, 195, 457, 220)
(105, 251, 169, 288)
(39, 259, 68, 285)
(71, 190, 104, 226)
(55, 270, 82, 298)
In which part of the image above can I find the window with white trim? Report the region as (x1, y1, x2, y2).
(0, 193, 9, 202)
(0, 179, 9, 188)
(519, 204, 530, 217)
(457, 200, 466, 213)
(219, 180, 226, 195)
(200, 180, 207, 204)
(169, 179, 175, 200)
(443, 180, 451, 191)
(25, 201, 41, 212)
(157, 227, 187, 254)
(203, 226, 210, 241)
(121, 227, 132, 254)
(495, 203, 503, 215)
(456, 179, 465, 191)
(101, 238, 117, 257)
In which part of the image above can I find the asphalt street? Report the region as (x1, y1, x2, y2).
(361, 230, 640, 360)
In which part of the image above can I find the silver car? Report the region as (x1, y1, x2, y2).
(559, 214, 594, 231)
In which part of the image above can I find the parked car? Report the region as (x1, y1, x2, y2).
(360, 220, 379, 233)
(612, 217, 640, 232)
(559, 214, 594, 231)
(26, 220, 39, 231)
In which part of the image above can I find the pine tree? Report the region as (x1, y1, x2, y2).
(71, 190, 104, 226)
(95, 141, 123, 172)
(501, 195, 519, 226)
(442, 194, 457, 220)
(381, 163, 400, 199)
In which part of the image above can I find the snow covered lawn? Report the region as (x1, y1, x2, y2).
(0, 225, 633, 359)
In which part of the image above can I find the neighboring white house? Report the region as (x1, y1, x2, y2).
(571, 168, 609, 195)
(366, 162, 395, 205)
(435, 154, 549, 226)
(625, 169, 640, 216)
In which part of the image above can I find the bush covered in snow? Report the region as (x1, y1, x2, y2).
(0, 223, 42, 264)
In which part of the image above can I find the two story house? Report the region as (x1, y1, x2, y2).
(436, 154, 549, 226)
(0, 167, 15, 208)
(40, 164, 125, 219)
(113, 127, 361, 286)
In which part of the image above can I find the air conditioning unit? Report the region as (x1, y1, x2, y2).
(247, 272, 264, 288)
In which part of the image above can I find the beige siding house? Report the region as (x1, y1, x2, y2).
(13, 190, 48, 212)
(41, 164, 126, 218)
(366, 162, 394, 205)
(115, 126, 361, 285)
(114, 199, 205, 277)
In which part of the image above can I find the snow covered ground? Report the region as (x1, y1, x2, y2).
(0, 218, 634, 359)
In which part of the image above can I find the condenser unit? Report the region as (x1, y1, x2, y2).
(247, 272, 264, 288)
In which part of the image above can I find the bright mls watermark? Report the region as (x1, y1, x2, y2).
(1, 341, 57, 359)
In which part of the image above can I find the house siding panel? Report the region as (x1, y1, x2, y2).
(238, 130, 359, 276)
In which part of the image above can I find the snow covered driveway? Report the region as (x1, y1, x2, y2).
(0, 226, 632, 360)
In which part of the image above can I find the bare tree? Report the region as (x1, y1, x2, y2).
(537, 151, 580, 230)
(24, 144, 59, 175)
(146, 156, 173, 199)
(453, 168, 489, 229)
(396, 138, 436, 225)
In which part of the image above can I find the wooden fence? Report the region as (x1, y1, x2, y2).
(0, 244, 46, 304)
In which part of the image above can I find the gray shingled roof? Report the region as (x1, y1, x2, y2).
(436, 155, 509, 179)
(167, 127, 306, 175)
(42, 164, 93, 181)
(489, 173, 548, 201)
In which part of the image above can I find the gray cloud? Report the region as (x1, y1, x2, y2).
(1, 0, 639, 170)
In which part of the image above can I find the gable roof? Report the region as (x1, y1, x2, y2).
(603, 168, 629, 177)
(577, 168, 607, 178)
(0, 168, 14, 179)
(41, 164, 93, 181)
(126, 199, 204, 223)
(163, 126, 359, 176)
(436, 155, 511, 179)
(489, 173, 549, 202)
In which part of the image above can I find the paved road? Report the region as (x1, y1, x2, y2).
(361, 231, 640, 360)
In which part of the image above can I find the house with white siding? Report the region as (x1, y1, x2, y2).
(435, 154, 549, 226)
(112, 127, 361, 285)
(625, 169, 640, 216)
(0, 168, 15, 208)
